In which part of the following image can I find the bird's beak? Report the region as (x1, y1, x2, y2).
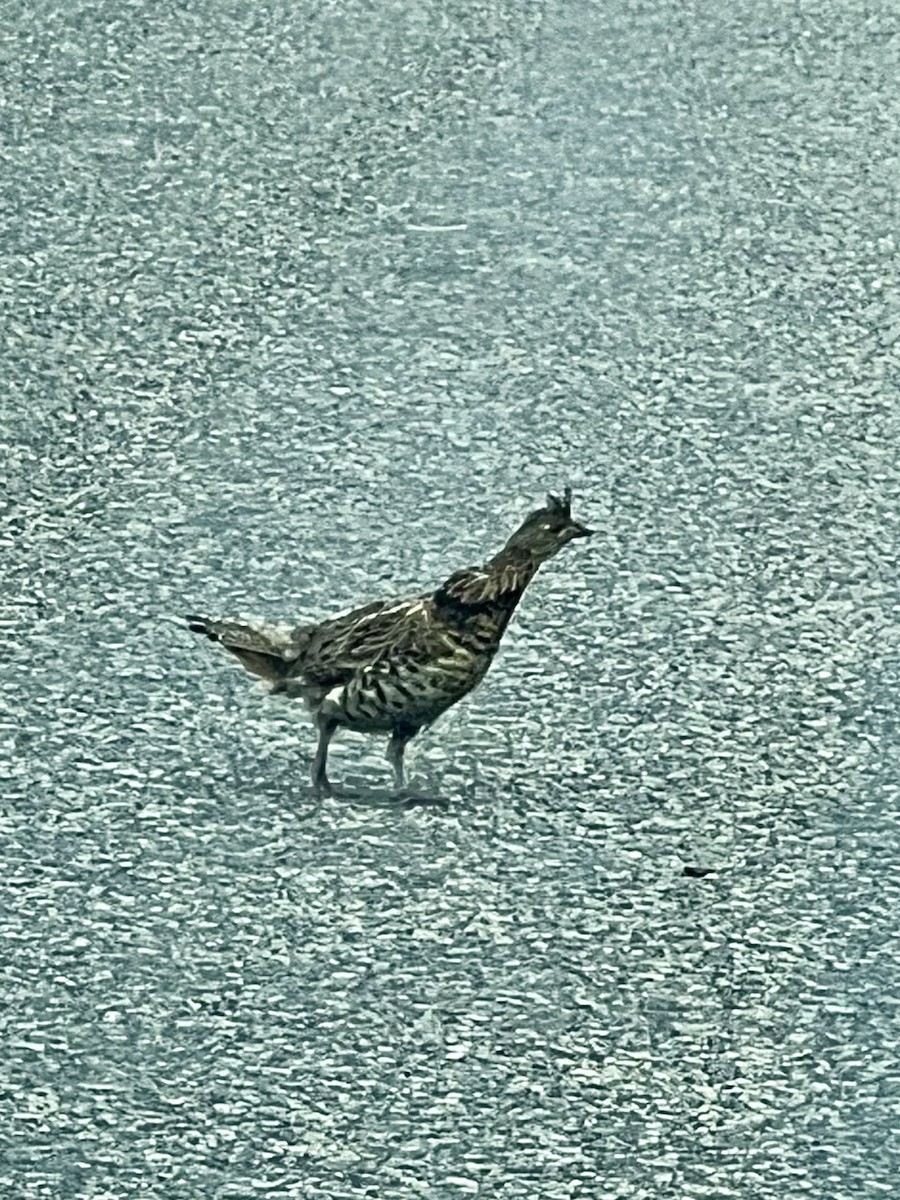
(568, 521, 593, 539)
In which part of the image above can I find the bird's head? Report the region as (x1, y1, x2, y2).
(504, 487, 593, 561)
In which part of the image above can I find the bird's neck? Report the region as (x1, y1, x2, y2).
(488, 553, 540, 639)
(432, 546, 545, 640)
(464, 549, 543, 644)
(486, 545, 543, 589)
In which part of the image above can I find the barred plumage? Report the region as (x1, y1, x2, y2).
(187, 488, 592, 796)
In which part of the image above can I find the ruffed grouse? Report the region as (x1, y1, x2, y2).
(187, 488, 591, 795)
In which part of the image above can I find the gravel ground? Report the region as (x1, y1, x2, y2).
(2, 1, 899, 1197)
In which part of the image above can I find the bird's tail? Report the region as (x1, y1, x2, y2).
(186, 615, 307, 687)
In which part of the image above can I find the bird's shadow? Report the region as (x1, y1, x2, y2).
(226, 756, 453, 819)
(328, 778, 452, 813)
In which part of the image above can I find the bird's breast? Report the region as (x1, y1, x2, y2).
(319, 644, 493, 732)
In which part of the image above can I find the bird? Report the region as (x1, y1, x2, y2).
(186, 487, 592, 797)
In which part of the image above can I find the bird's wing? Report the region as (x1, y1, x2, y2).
(291, 594, 434, 687)
(292, 559, 530, 691)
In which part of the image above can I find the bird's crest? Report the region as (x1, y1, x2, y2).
(545, 486, 573, 518)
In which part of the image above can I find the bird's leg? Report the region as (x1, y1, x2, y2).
(311, 718, 338, 797)
(386, 724, 418, 791)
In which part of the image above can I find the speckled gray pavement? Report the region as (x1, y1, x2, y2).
(2, 2, 899, 1197)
